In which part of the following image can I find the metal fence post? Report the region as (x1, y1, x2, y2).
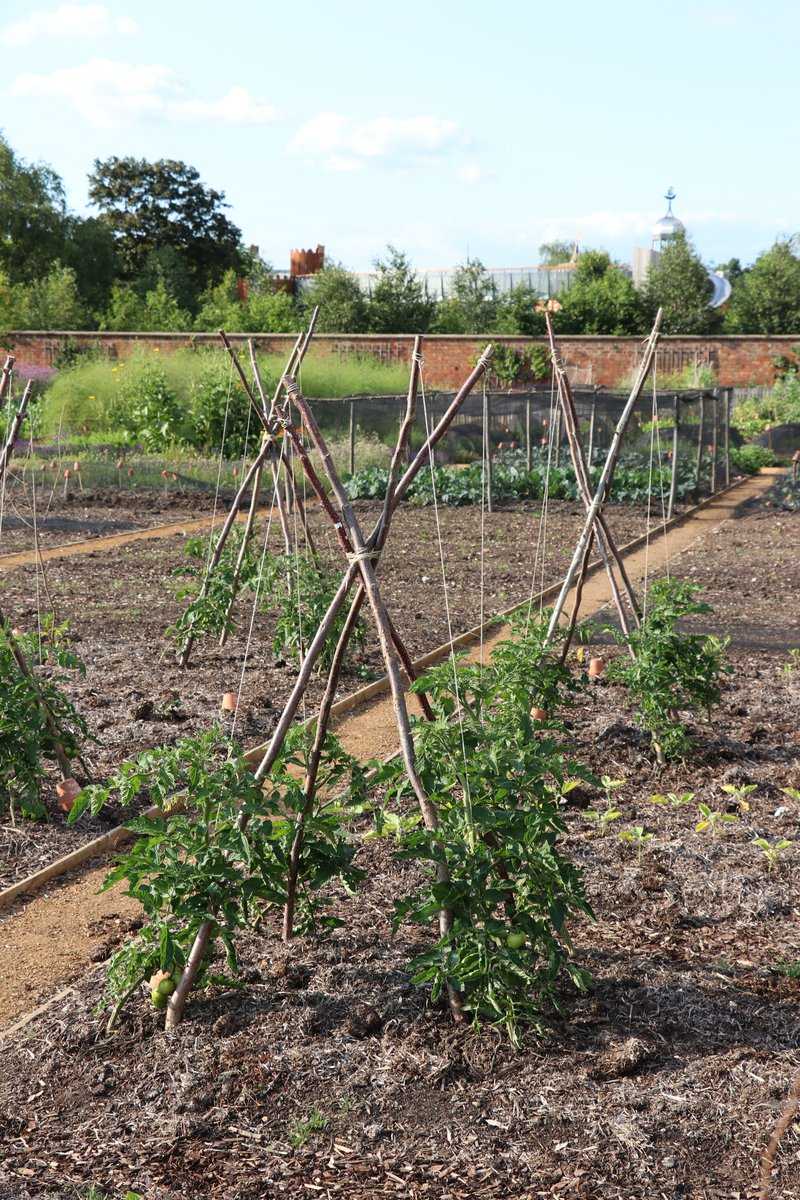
(525, 395, 532, 471)
(667, 394, 679, 520)
(711, 388, 718, 493)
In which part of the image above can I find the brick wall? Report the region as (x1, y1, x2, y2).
(6, 329, 797, 389)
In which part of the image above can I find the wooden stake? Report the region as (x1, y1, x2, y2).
(545, 315, 640, 636)
(0, 383, 32, 483)
(667, 394, 680, 521)
(0, 354, 14, 408)
(545, 311, 662, 644)
(288, 385, 464, 1018)
(348, 399, 356, 476)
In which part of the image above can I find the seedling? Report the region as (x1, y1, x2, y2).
(601, 775, 625, 801)
(695, 803, 739, 837)
(288, 1109, 329, 1148)
(649, 791, 694, 808)
(752, 836, 793, 872)
(585, 806, 622, 835)
(618, 825, 654, 861)
(780, 787, 800, 803)
(721, 782, 756, 811)
(781, 648, 800, 676)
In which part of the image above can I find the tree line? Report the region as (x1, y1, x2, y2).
(2, 132, 800, 337)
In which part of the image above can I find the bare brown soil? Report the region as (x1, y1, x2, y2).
(0, 497, 649, 889)
(0, 481, 798, 1200)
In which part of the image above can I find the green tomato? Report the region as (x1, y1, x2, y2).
(151, 988, 168, 1009)
(506, 931, 526, 950)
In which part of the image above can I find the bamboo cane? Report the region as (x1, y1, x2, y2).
(545, 311, 662, 644)
(525, 395, 532, 471)
(724, 387, 732, 487)
(587, 393, 597, 468)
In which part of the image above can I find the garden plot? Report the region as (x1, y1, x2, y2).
(0, 498, 654, 888)
(0, 486, 798, 1199)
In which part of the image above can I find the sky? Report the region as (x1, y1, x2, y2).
(1, 0, 797, 274)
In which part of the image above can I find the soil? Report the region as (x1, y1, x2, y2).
(0, 481, 798, 1199)
(0, 497, 650, 889)
(0, 486, 246, 555)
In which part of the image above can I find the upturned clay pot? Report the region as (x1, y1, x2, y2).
(588, 656, 606, 678)
(221, 692, 238, 712)
(531, 706, 548, 722)
(56, 777, 82, 812)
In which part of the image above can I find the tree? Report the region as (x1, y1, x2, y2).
(555, 251, 645, 335)
(724, 238, 800, 333)
(494, 284, 547, 335)
(62, 215, 118, 314)
(0, 133, 66, 281)
(12, 263, 88, 329)
(539, 240, 574, 266)
(642, 233, 719, 334)
(367, 245, 436, 333)
(88, 157, 243, 305)
(100, 275, 190, 331)
(433, 258, 498, 333)
(301, 264, 368, 332)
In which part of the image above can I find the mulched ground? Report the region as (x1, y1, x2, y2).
(0, 489, 798, 1199)
(0, 497, 650, 887)
(0, 486, 243, 554)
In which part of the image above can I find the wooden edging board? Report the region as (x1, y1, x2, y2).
(0, 471, 772, 914)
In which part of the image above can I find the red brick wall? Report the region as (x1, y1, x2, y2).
(6, 329, 795, 388)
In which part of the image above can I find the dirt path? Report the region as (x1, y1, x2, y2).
(0, 471, 779, 1031)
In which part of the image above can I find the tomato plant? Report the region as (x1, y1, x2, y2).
(68, 726, 369, 1026)
(608, 578, 729, 761)
(376, 617, 592, 1043)
(0, 616, 87, 819)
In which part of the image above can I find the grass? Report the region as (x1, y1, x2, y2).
(37, 347, 411, 438)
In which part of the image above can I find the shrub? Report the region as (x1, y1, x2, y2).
(730, 444, 775, 473)
(120, 361, 183, 450)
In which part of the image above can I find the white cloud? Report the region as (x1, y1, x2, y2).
(10, 60, 277, 129)
(456, 162, 489, 185)
(290, 112, 462, 170)
(1, 4, 137, 47)
(171, 86, 277, 125)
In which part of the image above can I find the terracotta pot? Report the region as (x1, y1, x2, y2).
(221, 691, 238, 712)
(56, 777, 82, 812)
(127, 467, 134, 478)
(63, 468, 71, 479)
(588, 656, 606, 678)
(11, 627, 23, 637)
(531, 706, 548, 722)
(161, 469, 169, 479)
(73, 460, 80, 473)
(232, 466, 239, 478)
(116, 458, 124, 470)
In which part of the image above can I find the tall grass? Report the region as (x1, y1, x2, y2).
(38, 348, 411, 438)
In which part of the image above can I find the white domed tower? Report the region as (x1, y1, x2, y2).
(651, 187, 685, 249)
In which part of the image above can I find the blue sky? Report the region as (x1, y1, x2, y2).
(1, 0, 796, 273)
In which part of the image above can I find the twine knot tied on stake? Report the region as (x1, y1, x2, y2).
(412, 351, 425, 369)
(347, 548, 378, 567)
(282, 376, 300, 400)
(477, 345, 494, 368)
